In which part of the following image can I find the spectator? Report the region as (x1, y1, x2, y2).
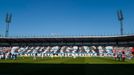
(113, 53, 117, 60)
(9, 52, 12, 59)
(117, 52, 122, 61)
(122, 51, 126, 62)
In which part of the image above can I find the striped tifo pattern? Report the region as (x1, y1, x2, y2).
(0, 46, 132, 58)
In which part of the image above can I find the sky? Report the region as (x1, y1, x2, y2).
(0, 0, 134, 36)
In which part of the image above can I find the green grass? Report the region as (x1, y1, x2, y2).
(0, 56, 134, 64)
(1, 57, 134, 74)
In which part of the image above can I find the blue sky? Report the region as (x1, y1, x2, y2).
(0, 0, 134, 36)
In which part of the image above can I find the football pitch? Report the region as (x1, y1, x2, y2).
(0, 57, 134, 64)
(0, 57, 134, 75)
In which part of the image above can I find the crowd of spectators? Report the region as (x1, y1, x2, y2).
(0, 46, 133, 61)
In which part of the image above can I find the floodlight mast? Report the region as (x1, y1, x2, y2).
(117, 10, 124, 35)
(5, 13, 12, 37)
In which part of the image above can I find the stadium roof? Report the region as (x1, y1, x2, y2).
(0, 35, 134, 43)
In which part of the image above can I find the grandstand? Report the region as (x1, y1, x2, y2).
(0, 34, 134, 46)
(0, 34, 134, 58)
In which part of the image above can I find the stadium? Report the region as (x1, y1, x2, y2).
(0, 34, 134, 64)
(1, 0, 134, 75)
(0, 9, 134, 63)
(1, 35, 134, 74)
(0, 0, 134, 64)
